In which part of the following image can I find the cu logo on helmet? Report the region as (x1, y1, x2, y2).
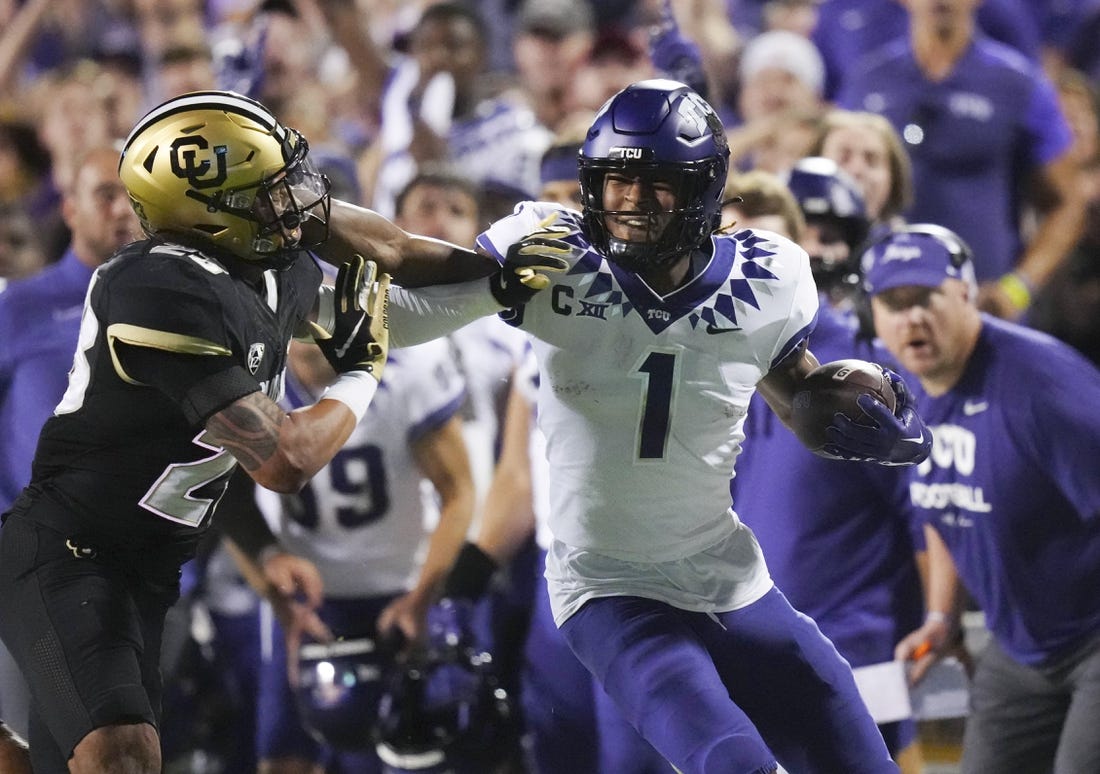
(170, 136, 228, 189)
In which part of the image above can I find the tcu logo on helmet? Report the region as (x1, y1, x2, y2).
(610, 146, 652, 161)
(170, 136, 228, 189)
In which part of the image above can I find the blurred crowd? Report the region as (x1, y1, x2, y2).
(1, 0, 1098, 347)
(2, 0, 1100, 772)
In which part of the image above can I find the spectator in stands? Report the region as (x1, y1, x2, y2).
(727, 29, 825, 174)
(812, 0, 1041, 101)
(721, 168, 804, 240)
(1028, 69, 1100, 365)
(0, 205, 45, 290)
(809, 109, 914, 238)
(154, 41, 214, 101)
(510, 0, 597, 133)
(569, 27, 655, 116)
(336, 2, 552, 217)
(837, 0, 1086, 320)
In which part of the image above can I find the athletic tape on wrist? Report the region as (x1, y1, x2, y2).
(322, 370, 379, 422)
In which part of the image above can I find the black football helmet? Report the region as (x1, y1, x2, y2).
(294, 638, 387, 751)
(785, 156, 870, 293)
(373, 641, 517, 774)
(119, 90, 331, 270)
(579, 79, 729, 271)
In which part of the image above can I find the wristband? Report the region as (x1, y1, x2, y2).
(443, 542, 499, 601)
(925, 610, 951, 625)
(997, 272, 1032, 311)
(321, 370, 379, 422)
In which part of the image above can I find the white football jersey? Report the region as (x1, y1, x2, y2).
(256, 339, 466, 597)
(448, 315, 530, 512)
(476, 202, 820, 623)
(512, 347, 554, 550)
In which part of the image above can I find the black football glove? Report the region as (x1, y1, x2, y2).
(822, 366, 933, 465)
(315, 255, 390, 379)
(490, 213, 573, 308)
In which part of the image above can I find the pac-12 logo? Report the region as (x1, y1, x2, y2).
(247, 343, 265, 374)
(170, 136, 228, 189)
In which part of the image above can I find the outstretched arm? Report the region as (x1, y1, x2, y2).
(317, 199, 498, 287)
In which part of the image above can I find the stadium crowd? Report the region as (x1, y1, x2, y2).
(1, 0, 1099, 772)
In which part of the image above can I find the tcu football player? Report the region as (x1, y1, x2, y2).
(353, 79, 933, 773)
(0, 90, 499, 774)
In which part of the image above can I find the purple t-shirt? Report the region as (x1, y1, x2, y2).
(0, 249, 93, 510)
(904, 316, 1100, 666)
(837, 35, 1071, 281)
(813, 0, 1041, 100)
(734, 303, 923, 669)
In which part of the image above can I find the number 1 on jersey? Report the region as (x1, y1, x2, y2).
(632, 349, 679, 461)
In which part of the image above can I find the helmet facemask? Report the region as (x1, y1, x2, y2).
(188, 130, 331, 270)
(581, 159, 722, 272)
(578, 80, 729, 274)
(120, 91, 333, 272)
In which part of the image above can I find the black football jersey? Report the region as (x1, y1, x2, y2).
(20, 239, 321, 570)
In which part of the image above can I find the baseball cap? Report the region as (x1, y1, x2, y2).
(861, 224, 975, 295)
(515, 0, 595, 39)
(739, 30, 824, 95)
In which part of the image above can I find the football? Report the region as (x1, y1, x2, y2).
(789, 359, 898, 453)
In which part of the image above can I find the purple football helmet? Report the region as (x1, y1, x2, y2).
(580, 79, 729, 271)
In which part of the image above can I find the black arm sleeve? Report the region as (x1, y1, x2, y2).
(114, 342, 261, 426)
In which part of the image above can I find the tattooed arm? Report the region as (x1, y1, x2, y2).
(113, 343, 363, 493)
(204, 390, 358, 493)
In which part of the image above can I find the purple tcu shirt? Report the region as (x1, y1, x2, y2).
(0, 249, 93, 510)
(904, 315, 1100, 666)
(813, 0, 1041, 100)
(837, 35, 1071, 282)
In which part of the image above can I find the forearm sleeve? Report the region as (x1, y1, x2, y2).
(388, 278, 504, 347)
